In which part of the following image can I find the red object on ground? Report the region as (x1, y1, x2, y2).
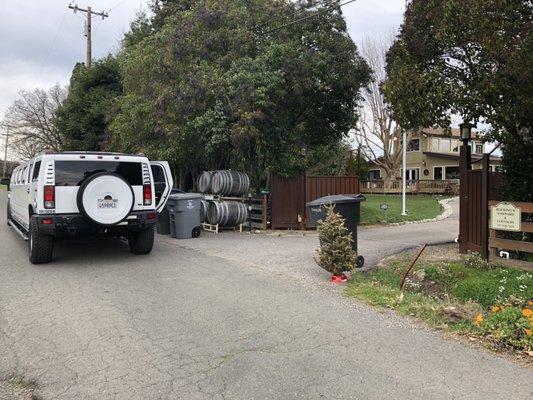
(330, 274, 349, 284)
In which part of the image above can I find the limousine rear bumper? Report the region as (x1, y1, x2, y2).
(35, 211, 158, 237)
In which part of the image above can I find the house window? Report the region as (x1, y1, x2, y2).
(404, 168, 419, 180)
(451, 140, 460, 152)
(438, 138, 451, 152)
(368, 170, 381, 180)
(445, 166, 460, 179)
(475, 143, 483, 154)
(434, 167, 443, 180)
(407, 138, 420, 152)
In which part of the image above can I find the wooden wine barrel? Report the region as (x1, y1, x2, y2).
(210, 170, 250, 196)
(200, 200, 210, 222)
(197, 171, 214, 193)
(207, 201, 248, 227)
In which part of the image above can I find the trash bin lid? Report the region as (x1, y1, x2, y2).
(306, 194, 366, 207)
(168, 193, 204, 200)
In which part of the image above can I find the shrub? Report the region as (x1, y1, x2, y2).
(316, 206, 357, 275)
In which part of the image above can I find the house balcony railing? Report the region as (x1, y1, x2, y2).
(360, 179, 459, 195)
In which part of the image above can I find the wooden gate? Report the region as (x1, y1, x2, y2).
(270, 173, 306, 229)
(460, 166, 502, 254)
(270, 173, 360, 229)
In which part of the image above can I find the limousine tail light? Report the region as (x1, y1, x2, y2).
(44, 185, 55, 209)
(143, 184, 152, 206)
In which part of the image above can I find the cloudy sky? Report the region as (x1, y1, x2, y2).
(0, 0, 406, 156)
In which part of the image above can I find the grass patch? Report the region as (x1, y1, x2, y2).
(1, 371, 40, 400)
(360, 194, 444, 225)
(346, 252, 533, 353)
(0, 184, 6, 191)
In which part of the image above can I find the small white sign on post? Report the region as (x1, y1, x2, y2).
(490, 202, 522, 232)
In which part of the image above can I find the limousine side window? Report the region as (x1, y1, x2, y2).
(32, 161, 41, 181)
(27, 163, 33, 183)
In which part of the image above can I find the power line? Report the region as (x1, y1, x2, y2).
(108, 0, 128, 12)
(264, 0, 358, 35)
(38, 8, 68, 79)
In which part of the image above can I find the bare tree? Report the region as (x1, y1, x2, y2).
(355, 33, 410, 179)
(2, 84, 66, 160)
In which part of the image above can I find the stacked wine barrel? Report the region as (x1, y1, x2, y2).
(197, 170, 250, 196)
(197, 170, 250, 227)
(200, 200, 210, 223)
(207, 201, 248, 227)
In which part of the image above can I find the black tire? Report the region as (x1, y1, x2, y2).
(29, 216, 54, 264)
(6, 200, 11, 225)
(128, 227, 155, 255)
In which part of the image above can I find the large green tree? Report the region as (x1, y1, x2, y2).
(383, 0, 532, 148)
(55, 56, 122, 151)
(110, 0, 370, 186)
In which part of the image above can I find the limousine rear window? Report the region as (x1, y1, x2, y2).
(54, 161, 143, 186)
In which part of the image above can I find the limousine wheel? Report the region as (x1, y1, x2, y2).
(6, 200, 11, 225)
(128, 227, 155, 255)
(77, 172, 134, 226)
(29, 216, 54, 264)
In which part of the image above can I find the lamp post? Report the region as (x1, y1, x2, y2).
(458, 121, 474, 253)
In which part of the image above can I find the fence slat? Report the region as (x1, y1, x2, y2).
(489, 238, 533, 253)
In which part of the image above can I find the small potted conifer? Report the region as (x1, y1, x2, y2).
(315, 205, 357, 283)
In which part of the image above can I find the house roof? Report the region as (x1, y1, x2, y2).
(423, 152, 501, 163)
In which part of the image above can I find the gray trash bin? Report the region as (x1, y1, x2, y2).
(306, 194, 366, 267)
(156, 188, 184, 235)
(167, 193, 203, 239)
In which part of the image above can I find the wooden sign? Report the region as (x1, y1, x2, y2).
(490, 202, 522, 232)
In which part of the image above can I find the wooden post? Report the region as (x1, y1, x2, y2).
(300, 171, 307, 230)
(459, 142, 472, 253)
(481, 154, 489, 260)
(262, 194, 268, 230)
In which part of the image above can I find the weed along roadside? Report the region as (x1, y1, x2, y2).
(345, 244, 533, 361)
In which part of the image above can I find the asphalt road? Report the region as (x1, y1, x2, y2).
(0, 192, 531, 399)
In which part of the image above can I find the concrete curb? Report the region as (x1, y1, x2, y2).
(388, 196, 457, 227)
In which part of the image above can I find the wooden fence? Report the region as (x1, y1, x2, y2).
(360, 179, 459, 195)
(270, 173, 360, 229)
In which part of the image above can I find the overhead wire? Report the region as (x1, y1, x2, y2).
(263, 0, 358, 35)
(38, 7, 68, 79)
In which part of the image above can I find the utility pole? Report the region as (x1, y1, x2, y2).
(68, 3, 109, 68)
(2, 126, 9, 178)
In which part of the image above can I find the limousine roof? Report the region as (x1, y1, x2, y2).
(37, 151, 147, 157)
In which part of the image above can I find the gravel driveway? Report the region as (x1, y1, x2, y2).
(0, 193, 531, 399)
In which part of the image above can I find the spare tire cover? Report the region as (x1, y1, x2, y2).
(77, 172, 134, 225)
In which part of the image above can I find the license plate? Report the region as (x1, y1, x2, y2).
(98, 199, 116, 209)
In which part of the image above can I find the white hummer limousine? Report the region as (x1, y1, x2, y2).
(6, 151, 173, 264)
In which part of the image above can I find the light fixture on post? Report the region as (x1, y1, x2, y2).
(459, 122, 473, 144)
